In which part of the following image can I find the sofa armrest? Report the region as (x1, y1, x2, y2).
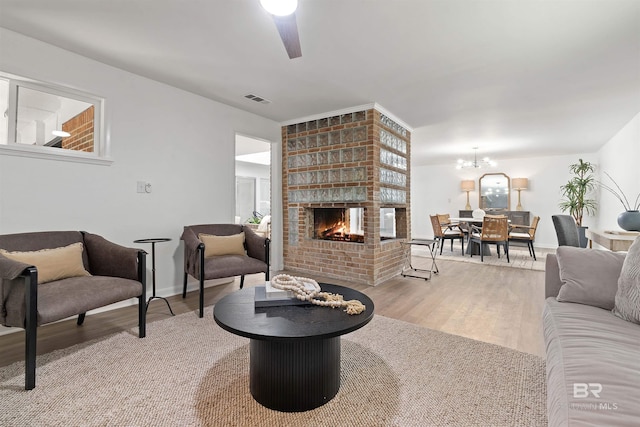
(545, 253, 563, 298)
(82, 232, 143, 281)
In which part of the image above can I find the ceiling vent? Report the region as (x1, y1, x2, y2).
(244, 94, 272, 105)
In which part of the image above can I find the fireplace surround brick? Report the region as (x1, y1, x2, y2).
(283, 108, 411, 286)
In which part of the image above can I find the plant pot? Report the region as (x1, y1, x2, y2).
(577, 226, 589, 248)
(617, 210, 640, 232)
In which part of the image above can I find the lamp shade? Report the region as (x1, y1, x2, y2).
(461, 180, 475, 192)
(512, 178, 529, 190)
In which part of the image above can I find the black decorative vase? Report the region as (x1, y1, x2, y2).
(618, 210, 640, 232)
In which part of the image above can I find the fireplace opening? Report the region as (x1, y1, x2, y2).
(312, 208, 364, 243)
(380, 207, 407, 241)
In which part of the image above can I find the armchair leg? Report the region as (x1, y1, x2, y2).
(182, 272, 188, 298)
(25, 268, 37, 390)
(138, 296, 146, 338)
(240, 275, 245, 289)
(461, 237, 464, 255)
(199, 276, 204, 318)
(77, 313, 86, 325)
(505, 242, 510, 263)
(480, 243, 484, 262)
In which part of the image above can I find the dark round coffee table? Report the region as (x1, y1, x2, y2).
(213, 283, 374, 412)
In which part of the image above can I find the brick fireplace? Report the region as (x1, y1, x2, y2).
(282, 107, 411, 286)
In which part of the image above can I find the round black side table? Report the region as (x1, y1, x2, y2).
(134, 238, 174, 316)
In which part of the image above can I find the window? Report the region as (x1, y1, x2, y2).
(0, 72, 109, 164)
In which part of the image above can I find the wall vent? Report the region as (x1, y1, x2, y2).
(244, 94, 271, 105)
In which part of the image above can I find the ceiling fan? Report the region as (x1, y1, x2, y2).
(260, 0, 302, 59)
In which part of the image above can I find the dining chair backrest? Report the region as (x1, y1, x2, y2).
(437, 213, 451, 225)
(430, 215, 445, 238)
(480, 215, 509, 241)
(529, 216, 541, 239)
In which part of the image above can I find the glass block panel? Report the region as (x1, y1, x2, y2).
(296, 122, 307, 133)
(342, 128, 354, 143)
(354, 146, 367, 161)
(317, 117, 329, 129)
(318, 170, 329, 183)
(296, 138, 306, 151)
(317, 151, 328, 165)
(318, 188, 330, 202)
(329, 150, 341, 164)
(329, 130, 341, 145)
(341, 168, 354, 182)
(342, 187, 354, 201)
(354, 167, 366, 181)
(287, 124, 297, 135)
(287, 139, 296, 152)
(331, 188, 343, 201)
(307, 153, 317, 166)
(341, 113, 353, 123)
(306, 135, 317, 149)
(354, 187, 367, 202)
(379, 114, 407, 137)
(329, 116, 341, 126)
(307, 120, 317, 131)
(317, 133, 329, 147)
(330, 169, 341, 183)
(354, 110, 366, 122)
(353, 126, 367, 142)
(342, 148, 353, 163)
(308, 172, 317, 184)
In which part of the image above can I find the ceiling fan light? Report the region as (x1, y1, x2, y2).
(260, 0, 298, 16)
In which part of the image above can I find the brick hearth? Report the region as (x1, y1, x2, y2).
(282, 107, 411, 286)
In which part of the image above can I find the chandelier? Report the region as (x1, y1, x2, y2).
(456, 147, 496, 169)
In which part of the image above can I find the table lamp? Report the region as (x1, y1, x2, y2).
(461, 180, 475, 210)
(512, 178, 529, 211)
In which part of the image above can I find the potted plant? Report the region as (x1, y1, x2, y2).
(600, 172, 640, 232)
(559, 159, 597, 247)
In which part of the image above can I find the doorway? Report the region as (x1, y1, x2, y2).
(235, 134, 271, 236)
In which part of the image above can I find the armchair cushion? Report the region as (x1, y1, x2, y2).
(0, 243, 90, 284)
(199, 232, 246, 257)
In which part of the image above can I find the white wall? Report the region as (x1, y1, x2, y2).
(0, 29, 282, 300)
(411, 152, 598, 248)
(596, 112, 640, 232)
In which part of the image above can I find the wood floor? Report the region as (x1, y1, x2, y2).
(0, 257, 546, 369)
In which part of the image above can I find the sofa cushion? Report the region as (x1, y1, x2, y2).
(613, 235, 640, 324)
(544, 298, 640, 427)
(0, 243, 91, 284)
(199, 232, 246, 257)
(556, 246, 625, 310)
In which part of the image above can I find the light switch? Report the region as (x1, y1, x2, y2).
(137, 181, 146, 193)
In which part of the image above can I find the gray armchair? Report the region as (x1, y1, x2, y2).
(0, 231, 146, 390)
(181, 224, 270, 318)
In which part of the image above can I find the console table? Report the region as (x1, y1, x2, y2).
(459, 210, 530, 226)
(586, 229, 637, 252)
(213, 284, 374, 412)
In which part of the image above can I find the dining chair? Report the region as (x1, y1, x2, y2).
(430, 214, 465, 255)
(469, 215, 510, 262)
(509, 215, 540, 260)
(551, 215, 580, 247)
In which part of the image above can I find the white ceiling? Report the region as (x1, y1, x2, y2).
(1, 0, 638, 166)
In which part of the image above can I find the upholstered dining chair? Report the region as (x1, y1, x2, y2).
(552, 215, 580, 247)
(469, 215, 510, 262)
(509, 216, 540, 260)
(430, 214, 465, 255)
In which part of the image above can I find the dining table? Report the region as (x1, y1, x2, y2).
(447, 217, 511, 256)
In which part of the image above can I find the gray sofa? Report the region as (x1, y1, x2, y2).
(544, 247, 640, 426)
(0, 231, 147, 390)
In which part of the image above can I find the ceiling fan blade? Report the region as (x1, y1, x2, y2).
(272, 13, 302, 59)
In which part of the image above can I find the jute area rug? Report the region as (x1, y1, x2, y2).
(413, 245, 550, 271)
(0, 310, 547, 426)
